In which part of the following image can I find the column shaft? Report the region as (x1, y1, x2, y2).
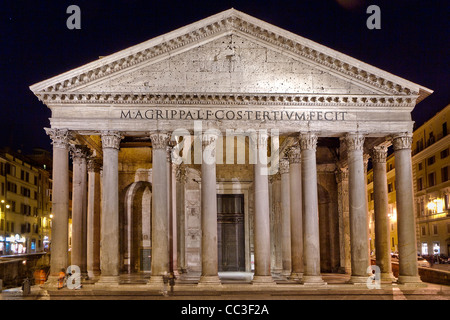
(176, 165, 187, 273)
(346, 133, 370, 283)
(252, 132, 274, 284)
(280, 158, 291, 277)
(300, 133, 326, 285)
(288, 147, 303, 280)
(87, 159, 101, 279)
(269, 174, 282, 274)
(371, 145, 395, 281)
(70, 145, 89, 278)
(148, 132, 171, 286)
(98, 131, 122, 285)
(45, 128, 71, 282)
(336, 166, 351, 274)
(393, 133, 422, 285)
(199, 132, 221, 285)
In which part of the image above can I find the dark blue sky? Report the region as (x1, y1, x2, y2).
(1, 0, 448, 153)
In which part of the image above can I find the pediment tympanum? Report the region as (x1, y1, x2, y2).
(74, 34, 375, 96)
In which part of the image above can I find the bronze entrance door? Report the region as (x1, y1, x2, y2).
(217, 194, 245, 271)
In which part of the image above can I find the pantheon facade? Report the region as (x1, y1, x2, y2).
(30, 9, 432, 288)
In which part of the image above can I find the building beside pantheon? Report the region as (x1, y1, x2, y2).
(30, 9, 433, 288)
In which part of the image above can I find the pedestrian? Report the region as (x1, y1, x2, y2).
(58, 268, 66, 289)
(39, 269, 46, 286)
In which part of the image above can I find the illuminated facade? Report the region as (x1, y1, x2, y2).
(29, 9, 433, 288)
(413, 104, 450, 257)
(367, 103, 450, 259)
(0, 149, 53, 255)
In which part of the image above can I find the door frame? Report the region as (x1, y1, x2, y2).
(217, 194, 245, 271)
(216, 181, 252, 272)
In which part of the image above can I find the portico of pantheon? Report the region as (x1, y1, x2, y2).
(30, 9, 432, 288)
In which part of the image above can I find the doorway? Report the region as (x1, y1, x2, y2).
(217, 194, 245, 271)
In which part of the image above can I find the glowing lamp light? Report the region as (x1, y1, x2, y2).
(388, 208, 397, 222)
(428, 198, 444, 214)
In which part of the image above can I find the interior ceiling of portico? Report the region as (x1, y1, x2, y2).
(77, 132, 342, 166)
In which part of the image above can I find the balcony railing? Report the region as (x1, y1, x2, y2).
(417, 210, 450, 222)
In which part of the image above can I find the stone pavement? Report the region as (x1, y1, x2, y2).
(1, 273, 449, 301)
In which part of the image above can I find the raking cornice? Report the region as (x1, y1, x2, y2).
(29, 8, 432, 104)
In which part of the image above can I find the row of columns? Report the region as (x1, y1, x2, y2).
(45, 127, 421, 287)
(337, 133, 421, 284)
(272, 132, 421, 285)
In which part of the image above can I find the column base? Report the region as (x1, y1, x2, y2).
(347, 275, 368, 285)
(380, 272, 396, 283)
(147, 275, 165, 287)
(271, 267, 283, 275)
(302, 275, 327, 286)
(44, 275, 60, 289)
(289, 272, 303, 282)
(252, 275, 276, 285)
(197, 275, 222, 287)
(397, 275, 426, 287)
(94, 275, 120, 287)
(87, 270, 101, 281)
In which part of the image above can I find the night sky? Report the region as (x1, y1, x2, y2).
(1, 0, 448, 154)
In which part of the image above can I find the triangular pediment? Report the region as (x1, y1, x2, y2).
(75, 34, 376, 96)
(30, 8, 432, 105)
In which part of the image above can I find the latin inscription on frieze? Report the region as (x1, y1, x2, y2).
(120, 108, 348, 121)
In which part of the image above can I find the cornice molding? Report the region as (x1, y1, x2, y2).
(34, 92, 418, 107)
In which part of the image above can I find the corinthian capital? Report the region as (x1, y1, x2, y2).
(344, 133, 365, 151)
(201, 132, 219, 151)
(150, 131, 171, 149)
(175, 164, 187, 184)
(371, 145, 388, 163)
(87, 158, 102, 172)
(249, 130, 268, 149)
(392, 132, 412, 151)
(287, 145, 301, 163)
(69, 144, 91, 160)
(101, 131, 123, 150)
(279, 158, 290, 174)
(45, 128, 73, 149)
(299, 132, 318, 151)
